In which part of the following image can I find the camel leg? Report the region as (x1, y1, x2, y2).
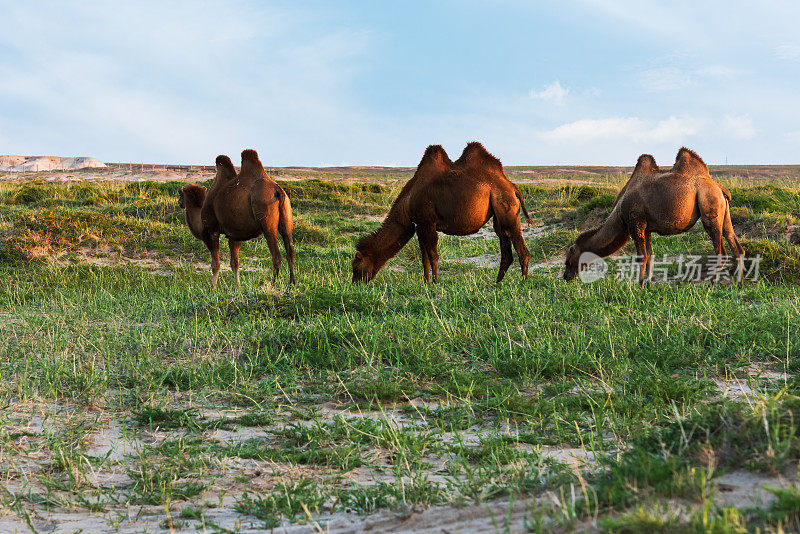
(278, 225, 296, 284)
(722, 205, 745, 283)
(701, 216, 726, 283)
(509, 230, 530, 280)
(629, 223, 649, 285)
(254, 203, 283, 285)
(493, 190, 530, 280)
(493, 217, 514, 283)
(644, 231, 654, 283)
(205, 235, 221, 290)
(417, 225, 439, 282)
(429, 231, 440, 282)
(263, 231, 282, 285)
(702, 221, 726, 256)
(417, 230, 432, 282)
(229, 239, 242, 288)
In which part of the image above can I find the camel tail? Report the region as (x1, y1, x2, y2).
(720, 185, 732, 202)
(278, 189, 296, 283)
(278, 190, 294, 247)
(515, 189, 533, 225)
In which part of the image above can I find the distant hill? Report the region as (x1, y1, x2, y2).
(0, 155, 107, 171)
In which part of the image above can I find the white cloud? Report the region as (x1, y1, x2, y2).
(0, 2, 374, 164)
(638, 67, 694, 91)
(721, 114, 756, 139)
(574, 0, 709, 46)
(776, 44, 800, 61)
(529, 81, 569, 105)
(696, 65, 742, 79)
(637, 64, 742, 92)
(540, 115, 704, 144)
(648, 116, 706, 142)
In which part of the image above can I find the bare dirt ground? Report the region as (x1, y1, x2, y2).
(2, 390, 783, 534)
(0, 392, 790, 534)
(0, 358, 791, 534)
(0, 394, 599, 533)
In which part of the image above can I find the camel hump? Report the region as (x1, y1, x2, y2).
(421, 145, 452, 166)
(240, 148, 267, 177)
(241, 149, 262, 165)
(215, 155, 237, 180)
(633, 154, 659, 175)
(416, 145, 453, 175)
(455, 141, 503, 172)
(674, 147, 708, 174)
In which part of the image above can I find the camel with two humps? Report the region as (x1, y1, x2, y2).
(179, 149, 295, 289)
(352, 141, 532, 284)
(564, 147, 744, 284)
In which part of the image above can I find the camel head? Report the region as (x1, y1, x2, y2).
(178, 183, 207, 209)
(563, 244, 581, 281)
(351, 249, 376, 283)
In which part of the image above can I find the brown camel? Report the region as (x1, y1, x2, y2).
(178, 150, 295, 288)
(563, 147, 744, 284)
(352, 142, 532, 283)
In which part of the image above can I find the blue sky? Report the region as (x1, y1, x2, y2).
(1, 1, 799, 165)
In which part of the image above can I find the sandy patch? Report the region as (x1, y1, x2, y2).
(715, 469, 797, 508)
(713, 363, 790, 400)
(458, 224, 562, 241)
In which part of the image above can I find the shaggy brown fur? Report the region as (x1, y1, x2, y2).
(564, 147, 744, 284)
(180, 150, 295, 288)
(611, 154, 659, 209)
(352, 142, 532, 283)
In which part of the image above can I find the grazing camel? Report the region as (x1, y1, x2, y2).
(352, 142, 532, 283)
(563, 147, 744, 284)
(178, 150, 295, 288)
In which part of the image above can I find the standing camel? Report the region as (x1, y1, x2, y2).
(178, 150, 295, 288)
(563, 147, 744, 284)
(352, 142, 532, 283)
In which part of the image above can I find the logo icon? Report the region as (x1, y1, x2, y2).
(578, 252, 607, 283)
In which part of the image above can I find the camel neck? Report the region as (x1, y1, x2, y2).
(581, 216, 629, 258)
(365, 214, 415, 268)
(184, 203, 205, 240)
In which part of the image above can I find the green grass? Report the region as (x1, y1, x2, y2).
(1, 174, 800, 530)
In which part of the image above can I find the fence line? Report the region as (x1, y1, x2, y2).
(1, 162, 297, 179)
(105, 163, 219, 172)
(1, 163, 222, 179)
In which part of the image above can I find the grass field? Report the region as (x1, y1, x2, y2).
(1, 167, 800, 532)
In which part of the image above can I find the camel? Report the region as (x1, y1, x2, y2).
(610, 154, 659, 210)
(178, 150, 295, 289)
(563, 147, 744, 284)
(352, 142, 532, 283)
